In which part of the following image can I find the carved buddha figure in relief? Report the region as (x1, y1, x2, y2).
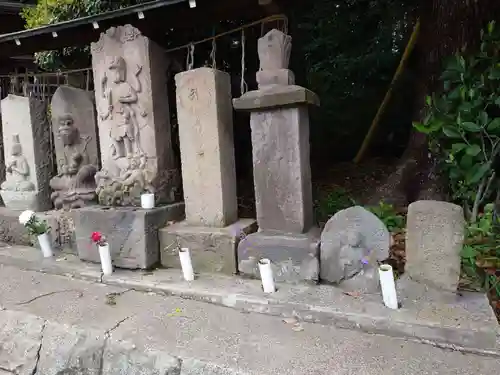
(1, 134, 35, 192)
(49, 113, 97, 209)
(100, 56, 146, 161)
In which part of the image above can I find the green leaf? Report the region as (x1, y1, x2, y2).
(489, 68, 500, 80)
(488, 20, 496, 35)
(425, 95, 432, 106)
(461, 155, 474, 169)
(466, 144, 482, 156)
(451, 143, 467, 154)
(487, 118, 500, 131)
(468, 162, 491, 185)
(413, 122, 431, 134)
(480, 111, 489, 126)
(443, 126, 461, 138)
(495, 97, 500, 106)
(461, 122, 482, 132)
(448, 87, 461, 100)
(458, 102, 473, 112)
(461, 245, 477, 258)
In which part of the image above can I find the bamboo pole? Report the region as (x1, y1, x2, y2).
(353, 19, 421, 164)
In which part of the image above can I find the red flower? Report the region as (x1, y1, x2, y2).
(91, 231, 102, 243)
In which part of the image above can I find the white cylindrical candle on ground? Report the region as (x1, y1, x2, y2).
(141, 193, 155, 209)
(98, 244, 113, 275)
(179, 248, 195, 281)
(37, 233, 53, 258)
(258, 258, 276, 293)
(378, 264, 398, 309)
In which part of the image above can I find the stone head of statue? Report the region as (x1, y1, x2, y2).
(128, 157, 140, 170)
(58, 113, 78, 146)
(109, 56, 127, 84)
(344, 231, 362, 248)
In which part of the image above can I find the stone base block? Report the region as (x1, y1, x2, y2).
(237, 229, 320, 283)
(38, 210, 77, 254)
(0, 190, 51, 211)
(159, 219, 257, 275)
(73, 203, 185, 269)
(0, 207, 32, 246)
(0, 208, 73, 253)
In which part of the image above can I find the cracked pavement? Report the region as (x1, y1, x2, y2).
(1, 263, 500, 374)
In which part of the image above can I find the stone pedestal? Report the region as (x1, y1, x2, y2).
(0, 95, 53, 211)
(91, 25, 180, 206)
(159, 68, 256, 275)
(0, 207, 32, 246)
(232, 29, 320, 283)
(159, 219, 257, 275)
(73, 203, 184, 269)
(238, 229, 320, 283)
(0, 207, 74, 252)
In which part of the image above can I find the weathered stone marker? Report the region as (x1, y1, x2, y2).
(50, 85, 99, 209)
(320, 206, 390, 291)
(0, 94, 52, 211)
(74, 25, 184, 269)
(233, 29, 320, 283)
(160, 67, 256, 275)
(405, 200, 465, 292)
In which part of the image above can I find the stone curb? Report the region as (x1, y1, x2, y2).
(1, 245, 499, 358)
(0, 308, 250, 375)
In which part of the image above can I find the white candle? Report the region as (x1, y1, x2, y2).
(141, 193, 155, 209)
(258, 259, 276, 293)
(98, 244, 113, 276)
(179, 248, 195, 281)
(37, 233, 53, 258)
(378, 264, 398, 309)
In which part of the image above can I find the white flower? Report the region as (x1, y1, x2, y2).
(19, 210, 35, 226)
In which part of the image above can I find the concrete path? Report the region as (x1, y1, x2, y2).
(0, 263, 499, 375)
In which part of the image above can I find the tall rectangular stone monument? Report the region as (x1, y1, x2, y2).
(159, 68, 256, 275)
(73, 25, 184, 269)
(0, 94, 52, 211)
(233, 29, 320, 283)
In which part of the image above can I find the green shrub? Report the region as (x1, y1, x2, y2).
(366, 201, 405, 232)
(413, 21, 500, 222)
(314, 188, 356, 224)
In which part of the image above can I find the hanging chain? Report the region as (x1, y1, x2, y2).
(240, 30, 248, 96)
(186, 43, 195, 70)
(210, 38, 217, 69)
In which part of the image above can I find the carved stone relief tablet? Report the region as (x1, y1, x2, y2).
(91, 25, 179, 206)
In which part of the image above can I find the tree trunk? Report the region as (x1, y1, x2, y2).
(373, 0, 500, 206)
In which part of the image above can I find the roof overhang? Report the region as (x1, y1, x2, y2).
(0, 0, 286, 58)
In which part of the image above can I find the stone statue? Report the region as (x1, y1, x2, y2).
(100, 56, 146, 159)
(94, 55, 154, 206)
(256, 29, 295, 88)
(1, 134, 35, 192)
(49, 113, 98, 209)
(320, 206, 390, 285)
(95, 154, 154, 206)
(257, 29, 292, 71)
(339, 231, 367, 280)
